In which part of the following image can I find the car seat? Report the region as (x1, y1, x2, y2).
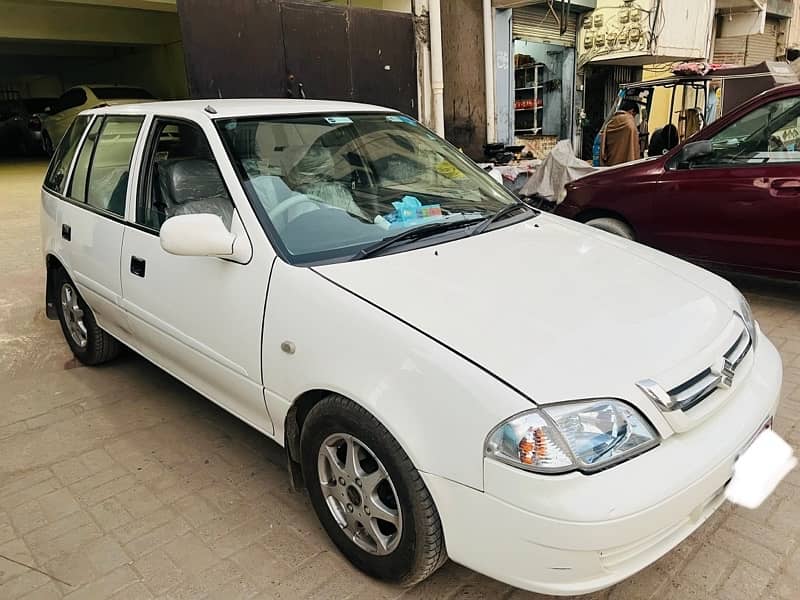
(157, 158, 234, 228)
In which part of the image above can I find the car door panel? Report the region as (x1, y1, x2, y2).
(55, 115, 144, 340)
(656, 166, 800, 276)
(652, 94, 800, 277)
(120, 220, 272, 435)
(119, 117, 273, 435)
(58, 201, 129, 338)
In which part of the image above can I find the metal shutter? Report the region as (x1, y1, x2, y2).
(746, 33, 779, 63)
(713, 36, 746, 65)
(713, 18, 779, 65)
(512, 5, 577, 46)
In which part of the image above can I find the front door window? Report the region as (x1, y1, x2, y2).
(694, 96, 800, 167)
(138, 119, 234, 231)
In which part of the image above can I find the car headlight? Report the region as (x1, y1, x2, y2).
(485, 399, 660, 474)
(736, 292, 758, 350)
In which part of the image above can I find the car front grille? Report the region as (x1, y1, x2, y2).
(666, 325, 752, 412)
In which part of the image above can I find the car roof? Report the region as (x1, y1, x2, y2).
(82, 99, 399, 120)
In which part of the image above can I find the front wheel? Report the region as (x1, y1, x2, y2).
(301, 394, 447, 587)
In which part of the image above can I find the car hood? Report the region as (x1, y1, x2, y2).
(313, 214, 737, 406)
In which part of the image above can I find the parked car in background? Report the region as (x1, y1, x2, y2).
(23, 97, 57, 154)
(41, 85, 155, 155)
(0, 96, 56, 156)
(0, 98, 28, 155)
(557, 83, 800, 281)
(41, 100, 784, 595)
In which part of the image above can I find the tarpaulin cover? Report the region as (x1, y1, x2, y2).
(519, 140, 596, 204)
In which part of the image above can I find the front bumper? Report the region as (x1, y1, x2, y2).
(424, 334, 782, 596)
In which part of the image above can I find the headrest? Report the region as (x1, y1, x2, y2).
(160, 159, 227, 205)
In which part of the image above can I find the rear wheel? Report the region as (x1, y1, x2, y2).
(54, 269, 120, 365)
(585, 217, 635, 240)
(301, 394, 446, 587)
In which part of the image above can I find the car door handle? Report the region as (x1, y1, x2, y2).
(130, 256, 146, 278)
(770, 179, 800, 195)
(61, 224, 71, 241)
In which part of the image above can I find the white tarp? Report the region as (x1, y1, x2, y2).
(520, 140, 596, 204)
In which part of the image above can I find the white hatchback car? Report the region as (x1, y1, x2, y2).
(41, 100, 783, 595)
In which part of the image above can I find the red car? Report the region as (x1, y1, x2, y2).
(557, 83, 800, 280)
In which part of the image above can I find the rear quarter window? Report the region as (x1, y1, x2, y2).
(44, 115, 92, 194)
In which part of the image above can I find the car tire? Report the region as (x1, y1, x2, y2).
(54, 268, 121, 365)
(585, 217, 635, 240)
(42, 131, 54, 157)
(300, 394, 447, 587)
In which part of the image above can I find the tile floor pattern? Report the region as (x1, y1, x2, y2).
(2, 159, 799, 600)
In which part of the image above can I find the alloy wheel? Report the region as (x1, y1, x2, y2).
(60, 283, 87, 348)
(317, 433, 403, 556)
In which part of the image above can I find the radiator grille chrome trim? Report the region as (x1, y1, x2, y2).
(636, 318, 753, 413)
(667, 327, 752, 412)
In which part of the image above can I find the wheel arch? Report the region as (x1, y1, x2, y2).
(284, 388, 347, 490)
(283, 387, 427, 495)
(45, 253, 66, 319)
(574, 208, 637, 238)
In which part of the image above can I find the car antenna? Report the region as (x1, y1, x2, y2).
(204, 104, 218, 114)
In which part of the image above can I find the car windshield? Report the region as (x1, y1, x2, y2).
(217, 113, 523, 264)
(90, 87, 154, 100)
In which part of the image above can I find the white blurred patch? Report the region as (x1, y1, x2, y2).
(725, 429, 798, 510)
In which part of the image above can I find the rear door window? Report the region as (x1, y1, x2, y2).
(44, 115, 91, 194)
(68, 117, 104, 203)
(85, 116, 145, 216)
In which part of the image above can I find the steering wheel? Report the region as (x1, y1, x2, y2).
(268, 192, 321, 222)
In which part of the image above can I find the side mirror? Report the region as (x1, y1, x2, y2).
(679, 140, 713, 165)
(160, 214, 248, 262)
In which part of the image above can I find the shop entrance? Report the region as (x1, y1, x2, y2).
(513, 40, 574, 139)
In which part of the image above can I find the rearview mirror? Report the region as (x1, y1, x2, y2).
(679, 140, 713, 164)
(160, 214, 247, 262)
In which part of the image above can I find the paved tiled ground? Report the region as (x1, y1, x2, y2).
(1, 159, 799, 600)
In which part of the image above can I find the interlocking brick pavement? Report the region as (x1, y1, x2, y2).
(1, 160, 799, 599)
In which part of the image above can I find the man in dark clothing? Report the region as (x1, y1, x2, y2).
(648, 124, 679, 157)
(601, 100, 640, 166)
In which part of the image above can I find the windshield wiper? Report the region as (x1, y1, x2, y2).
(470, 201, 533, 237)
(354, 218, 481, 260)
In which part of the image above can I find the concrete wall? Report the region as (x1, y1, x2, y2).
(441, 0, 486, 158)
(789, 0, 800, 47)
(0, 0, 181, 45)
(578, 0, 714, 65)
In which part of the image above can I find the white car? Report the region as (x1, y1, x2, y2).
(40, 100, 783, 595)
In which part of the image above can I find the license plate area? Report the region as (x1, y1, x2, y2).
(736, 416, 774, 462)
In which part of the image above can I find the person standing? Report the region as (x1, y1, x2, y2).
(601, 100, 640, 166)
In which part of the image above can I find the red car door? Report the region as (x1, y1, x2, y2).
(651, 92, 800, 277)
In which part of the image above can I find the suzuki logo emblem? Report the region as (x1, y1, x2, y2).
(711, 358, 735, 389)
